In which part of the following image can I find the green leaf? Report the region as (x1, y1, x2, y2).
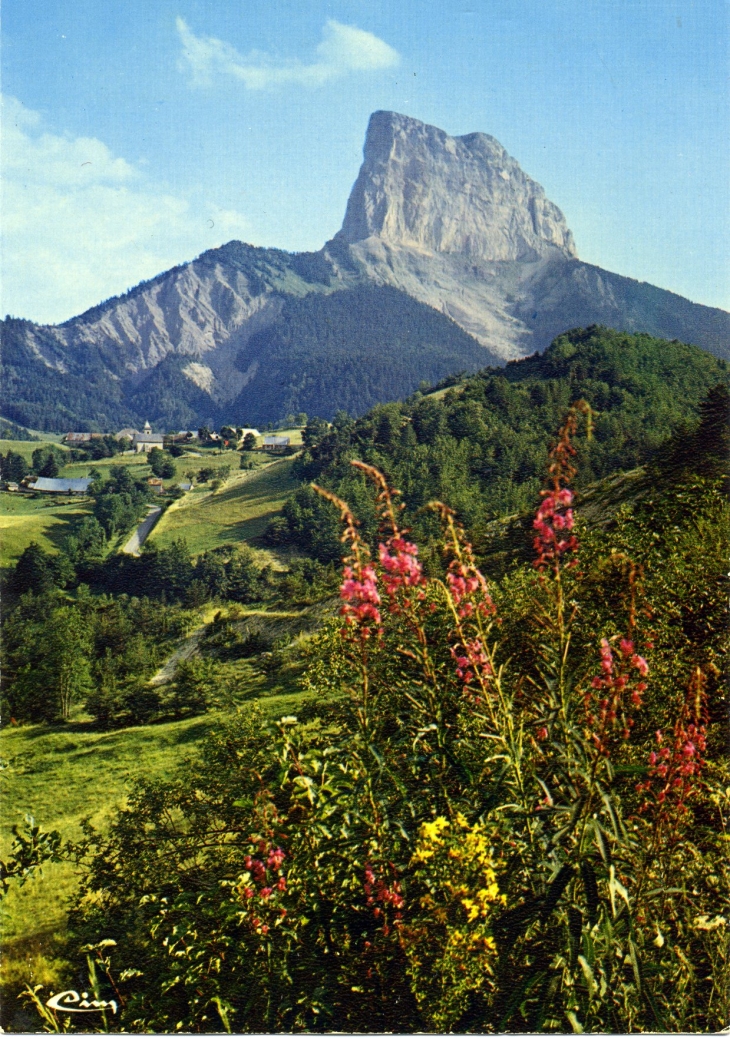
(541, 862, 575, 921)
(566, 1009, 584, 1033)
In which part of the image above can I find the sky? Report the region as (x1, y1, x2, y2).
(2, 0, 728, 324)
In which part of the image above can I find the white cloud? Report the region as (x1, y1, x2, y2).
(176, 17, 400, 89)
(1, 96, 250, 324)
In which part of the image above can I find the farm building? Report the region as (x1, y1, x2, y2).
(64, 432, 92, 444)
(263, 435, 290, 452)
(30, 477, 92, 494)
(115, 428, 140, 442)
(147, 477, 164, 494)
(133, 433, 165, 453)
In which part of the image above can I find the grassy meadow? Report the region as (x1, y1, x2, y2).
(150, 456, 299, 554)
(0, 494, 92, 567)
(0, 440, 70, 462)
(0, 684, 316, 1017)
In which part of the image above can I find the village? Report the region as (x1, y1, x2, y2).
(0, 422, 298, 495)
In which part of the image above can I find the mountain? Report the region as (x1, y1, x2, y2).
(2, 111, 728, 431)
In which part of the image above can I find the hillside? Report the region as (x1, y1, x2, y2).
(275, 326, 729, 560)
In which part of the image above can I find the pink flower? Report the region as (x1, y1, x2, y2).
(378, 536, 425, 598)
(267, 847, 285, 869)
(340, 563, 382, 634)
(631, 654, 649, 676)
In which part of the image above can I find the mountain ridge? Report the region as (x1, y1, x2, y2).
(2, 111, 728, 430)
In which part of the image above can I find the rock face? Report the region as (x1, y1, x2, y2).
(2, 111, 728, 431)
(336, 111, 576, 261)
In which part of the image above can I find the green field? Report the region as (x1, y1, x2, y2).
(59, 446, 245, 485)
(0, 493, 92, 567)
(0, 686, 314, 1014)
(0, 440, 70, 462)
(150, 457, 300, 554)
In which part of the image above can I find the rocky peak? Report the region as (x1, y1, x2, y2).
(335, 110, 577, 262)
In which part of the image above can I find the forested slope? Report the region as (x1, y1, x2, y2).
(271, 326, 728, 561)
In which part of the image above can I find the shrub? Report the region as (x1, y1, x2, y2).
(53, 405, 728, 1033)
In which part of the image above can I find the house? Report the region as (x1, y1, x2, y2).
(115, 428, 139, 442)
(64, 432, 92, 444)
(237, 427, 260, 444)
(263, 435, 291, 453)
(147, 477, 164, 494)
(30, 477, 92, 494)
(133, 433, 165, 453)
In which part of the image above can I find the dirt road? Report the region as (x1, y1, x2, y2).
(122, 505, 163, 556)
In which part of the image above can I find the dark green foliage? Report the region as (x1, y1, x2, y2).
(38, 453, 59, 478)
(1, 589, 192, 726)
(301, 416, 329, 449)
(10, 542, 74, 595)
(230, 286, 497, 425)
(148, 448, 176, 479)
(62, 516, 106, 565)
(284, 328, 728, 559)
(0, 450, 29, 483)
(2, 594, 93, 721)
(31, 445, 65, 476)
(0, 418, 37, 441)
(0, 318, 138, 432)
(74, 435, 123, 461)
(277, 558, 339, 605)
(89, 540, 264, 607)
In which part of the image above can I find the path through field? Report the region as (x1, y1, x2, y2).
(122, 504, 162, 555)
(149, 624, 205, 686)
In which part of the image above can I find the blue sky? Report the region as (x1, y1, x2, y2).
(3, 0, 728, 323)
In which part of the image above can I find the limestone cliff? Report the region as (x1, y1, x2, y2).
(336, 111, 576, 261)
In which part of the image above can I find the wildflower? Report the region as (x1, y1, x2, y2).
(446, 559, 495, 620)
(378, 536, 425, 599)
(636, 668, 708, 828)
(587, 633, 650, 751)
(267, 847, 285, 869)
(340, 563, 381, 634)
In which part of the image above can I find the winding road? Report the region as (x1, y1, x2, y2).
(122, 505, 163, 556)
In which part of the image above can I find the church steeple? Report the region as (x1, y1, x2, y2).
(143, 419, 152, 433)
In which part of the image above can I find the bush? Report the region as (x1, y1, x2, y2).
(50, 406, 729, 1033)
